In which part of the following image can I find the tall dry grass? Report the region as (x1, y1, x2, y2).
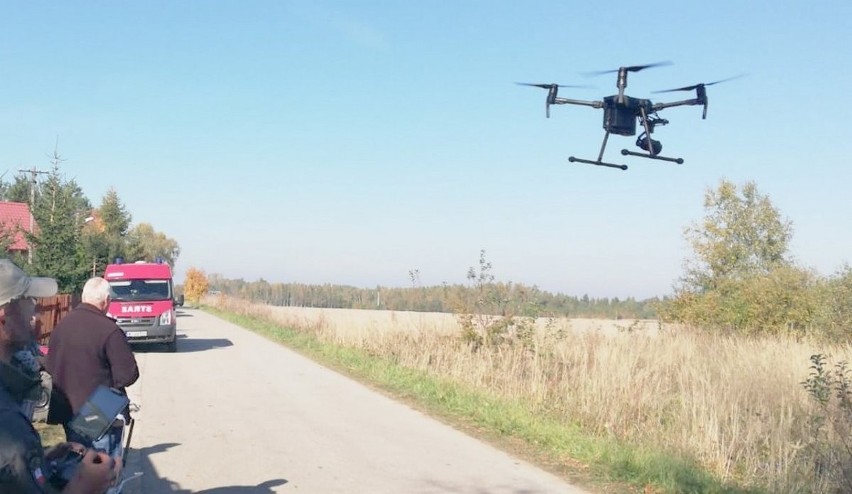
(209, 296, 850, 491)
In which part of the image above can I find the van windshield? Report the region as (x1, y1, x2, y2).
(109, 279, 172, 301)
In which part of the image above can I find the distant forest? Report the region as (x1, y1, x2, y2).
(207, 274, 665, 319)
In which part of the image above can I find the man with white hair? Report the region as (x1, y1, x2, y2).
(0, 259, 117, 493)
(46, 277, 139, 445)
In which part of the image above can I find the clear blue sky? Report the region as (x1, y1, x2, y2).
(1, 1, 849, 299)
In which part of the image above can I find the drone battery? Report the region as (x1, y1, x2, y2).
(68, 385, 130, 442)
(603, 96, 638, 136)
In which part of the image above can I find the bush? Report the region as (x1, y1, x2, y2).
(801, 353, 852, 492)
(453, 250, 538, 350)
(184, 267, 209, 305)
(661, 265, 820, 337)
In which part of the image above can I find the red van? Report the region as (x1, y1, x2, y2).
(104, 260, 178, 352)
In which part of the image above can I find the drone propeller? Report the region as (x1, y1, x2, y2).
(516, 82, 589, 118)
(515, 82, 585, 89)
(652, 74, 745, 93)
(653, 74, 744, 119)
(583, 61, 673, 77)
(583, 62, 672, 103)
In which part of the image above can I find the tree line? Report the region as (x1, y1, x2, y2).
(1, 150, 180, 292)
(206, 272, 663, 320)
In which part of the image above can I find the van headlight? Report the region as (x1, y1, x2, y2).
(159, 310, 173, 326)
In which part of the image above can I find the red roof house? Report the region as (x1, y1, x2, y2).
(0, 201, 36, 253)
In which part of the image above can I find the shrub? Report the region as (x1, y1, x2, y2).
(454, 250, 538, 350)
(801, 353, 852, 492)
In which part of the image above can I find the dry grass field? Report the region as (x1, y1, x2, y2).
(209, 296, 852, 492)
(263, 305, 666, 337)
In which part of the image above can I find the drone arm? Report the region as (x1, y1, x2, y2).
(553, 97, 603, 109)
(653, 98, 699, 111)
(653, 97, 709, 119)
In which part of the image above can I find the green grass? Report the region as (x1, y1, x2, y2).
(206, 306, 762, 494)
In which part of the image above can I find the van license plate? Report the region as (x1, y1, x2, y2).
(126, 331, 147, 337)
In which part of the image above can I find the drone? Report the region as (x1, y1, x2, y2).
(518, 62, 740, 170)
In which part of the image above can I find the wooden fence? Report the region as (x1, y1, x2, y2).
(35, 294, 79, 344)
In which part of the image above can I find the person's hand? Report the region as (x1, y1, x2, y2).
(62, 449, 116, 494)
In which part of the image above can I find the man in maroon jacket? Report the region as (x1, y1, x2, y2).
(46, 277, 139, 445)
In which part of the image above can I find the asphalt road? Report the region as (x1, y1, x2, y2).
(122, 308, 589, 494)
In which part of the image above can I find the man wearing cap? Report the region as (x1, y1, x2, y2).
(46, 277, 139, 445)
(0, 259, 116, 493)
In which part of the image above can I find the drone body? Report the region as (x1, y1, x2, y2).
(602, 95, 653, 137)
(518, 62, 739, 171)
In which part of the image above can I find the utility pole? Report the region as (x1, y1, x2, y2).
(17, 166, 50, 264)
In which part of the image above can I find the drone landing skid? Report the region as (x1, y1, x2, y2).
(620, 149, 684, 165)
(568, 156, 628, 171)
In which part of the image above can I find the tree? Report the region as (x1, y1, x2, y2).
(815, 265, 852, 341)
(662, 180, 819, 335)
(79, 226, 110, 277)
(682, 179, 793, 292)
(1, 174, 32, 203)
(98, 188, 132, 263)
(27, 160, 91, 291)
(125, 223, 181, 266)
(454, 250, 538, 349)
(99, 187, 131, 237)
(184, 267, 209, 305)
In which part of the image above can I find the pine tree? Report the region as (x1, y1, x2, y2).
(98, 188, 132, 263)
(27, 161, 91, 291)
